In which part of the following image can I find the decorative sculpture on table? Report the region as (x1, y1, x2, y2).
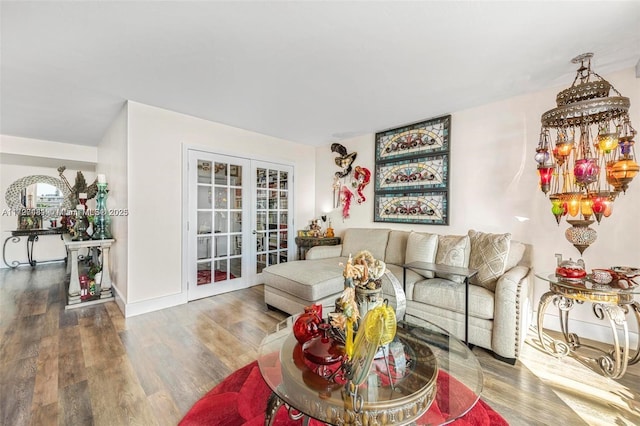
(58, 166, 98, 208)
(291, 250, 397, 413)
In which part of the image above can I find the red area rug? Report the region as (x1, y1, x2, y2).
(180, 361, 508, 426)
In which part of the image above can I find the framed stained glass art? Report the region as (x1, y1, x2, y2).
(374, 155, 448, 192)
(374, 115, 450, 225)
(374, 191, 448, 225)
(375, 115, 450, 162)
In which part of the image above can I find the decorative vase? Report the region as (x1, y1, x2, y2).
(293, 304, 323, 344)
(354, 285, 383, 327)
(302, 322, 345, 367)
(92, 182, 113, 239)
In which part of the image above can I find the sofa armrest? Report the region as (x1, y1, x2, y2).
(305, 244, 343, 260)
(492, 265, 533, 359)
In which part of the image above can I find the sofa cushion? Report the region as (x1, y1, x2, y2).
(341, 228, 390, 261)
(434, 235, 470, 284)
(468, 230, 511, 291)
(262, 257, 347, 301)
(384, 230, 410, 265)
(412, 278, 495, 320)
(405, 232, 438, 278)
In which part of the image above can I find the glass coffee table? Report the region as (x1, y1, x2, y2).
(258, 319, 483, 425)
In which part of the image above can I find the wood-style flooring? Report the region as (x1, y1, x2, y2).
(1, 263, 638, 425)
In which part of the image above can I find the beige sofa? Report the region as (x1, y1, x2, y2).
(262, 228, 533, 364)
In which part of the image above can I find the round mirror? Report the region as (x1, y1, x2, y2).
(5, 175, 73, 219)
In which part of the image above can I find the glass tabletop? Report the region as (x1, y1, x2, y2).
(536, 271, 640, 295)
(258, 318, 483, 425)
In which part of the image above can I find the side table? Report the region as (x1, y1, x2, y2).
(536, 272, 640, 379)
(63, 234, 115, 309)
(294, 236, 341, 260)
(402, 261, 478, 344)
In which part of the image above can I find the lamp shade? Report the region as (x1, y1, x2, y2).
(573, 158, 599, 186)
(598, 132, 619, 153)
(537, 166, 554, 193)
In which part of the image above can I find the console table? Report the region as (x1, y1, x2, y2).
(294, 236, 341, 260)
(536, 272, 640, 379)
(2, 228, 66, 268)
(63, 234, 115, 309)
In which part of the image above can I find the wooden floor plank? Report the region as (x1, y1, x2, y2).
(58, 380, 94, 426)
(31, 335, 59, 409)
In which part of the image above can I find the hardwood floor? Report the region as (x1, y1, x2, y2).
(1, 263, 638, 425)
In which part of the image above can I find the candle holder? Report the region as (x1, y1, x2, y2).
(73, 205, 91, 241)
(92, 182, 112, 240)
(78, 192, 88, 212)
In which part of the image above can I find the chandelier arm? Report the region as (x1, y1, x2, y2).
(590, 71, 624, 97)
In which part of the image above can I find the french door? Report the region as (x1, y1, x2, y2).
(186, 150, 293, 301)
(253, 161, 293, 275)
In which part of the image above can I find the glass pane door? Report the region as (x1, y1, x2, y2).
(188, 151, 250, 300)
(254, 162, 293, 274)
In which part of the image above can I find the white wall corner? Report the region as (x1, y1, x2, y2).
(636, 57, 640, 78)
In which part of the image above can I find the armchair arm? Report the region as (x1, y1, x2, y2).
(305, 244, 343, 260)
(492, 265, 533, 360)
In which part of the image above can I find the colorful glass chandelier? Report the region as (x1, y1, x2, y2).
(535, 53, 638, 254)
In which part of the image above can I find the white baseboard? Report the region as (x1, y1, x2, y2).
(541, 311, 639, 347)
(122, 291, 188, 318)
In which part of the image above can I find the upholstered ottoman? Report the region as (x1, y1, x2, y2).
(262, 257, 346, 315)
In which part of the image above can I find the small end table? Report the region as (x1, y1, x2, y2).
(294, 236, 341, 260)
(536, 272, 640, 379)
(402, 262, 478, 345)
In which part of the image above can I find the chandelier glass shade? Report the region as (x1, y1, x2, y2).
(535, 53, 637, 254)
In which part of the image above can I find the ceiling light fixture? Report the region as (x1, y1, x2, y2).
(535, 53, 637, 254)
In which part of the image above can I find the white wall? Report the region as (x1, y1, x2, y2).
(126, 102, 316, 306)
(97, 104, 129, 303)
(0, 135, 97, 268)
(315, 67, 640, 343)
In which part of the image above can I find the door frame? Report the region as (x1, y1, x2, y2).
(181, 144, 296, 299)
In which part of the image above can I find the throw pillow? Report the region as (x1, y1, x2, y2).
(468, 230, 512, 291)
(385, 231, 410, 266)
(405, 231, 438, 278)
(434, 235, 471, 284)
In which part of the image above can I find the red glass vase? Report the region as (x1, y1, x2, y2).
(293, 305, 322, 344)
(302, 323, 345, 365)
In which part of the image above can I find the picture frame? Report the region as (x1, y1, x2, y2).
(373, 115, 451, 225)
(374, 191, 448, 225)
(375, 115, 450, 162)
(374, 154, 449, 192)
(18, 214, 43, 230)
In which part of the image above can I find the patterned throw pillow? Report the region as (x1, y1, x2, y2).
(468, 230, 512, 291)
(405, 231, 438, 278)
(434, 235, 471, 284)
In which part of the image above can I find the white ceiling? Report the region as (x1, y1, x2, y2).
(1, 1, 639, 147)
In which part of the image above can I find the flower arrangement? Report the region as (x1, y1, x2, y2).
(329, 250, 387, 357)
